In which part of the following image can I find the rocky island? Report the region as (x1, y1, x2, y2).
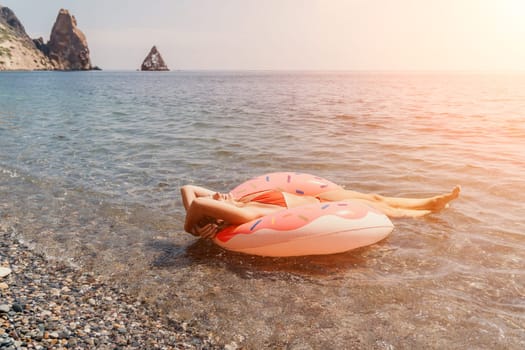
(141, 45, 169, 71)
(0, 5, 97, 71)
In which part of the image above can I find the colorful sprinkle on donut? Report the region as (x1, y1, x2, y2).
(250, 219, 262, 231)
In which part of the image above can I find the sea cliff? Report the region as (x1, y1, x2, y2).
(0, 5, 96, 71)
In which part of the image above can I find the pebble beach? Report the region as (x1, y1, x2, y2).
(0, 222, 223, 350)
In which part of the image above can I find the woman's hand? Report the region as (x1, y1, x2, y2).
(191, 222, 220, 239)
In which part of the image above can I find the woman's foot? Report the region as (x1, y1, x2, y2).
(427, 185, 461, 211)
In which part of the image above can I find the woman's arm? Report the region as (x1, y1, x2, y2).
(180, 185, 216, 211)
(184, 197, 258, 234)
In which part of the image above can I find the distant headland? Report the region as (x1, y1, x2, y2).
(0, 6, 99, 71)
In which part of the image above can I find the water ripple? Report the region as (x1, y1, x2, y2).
(1, 71, 525, 348)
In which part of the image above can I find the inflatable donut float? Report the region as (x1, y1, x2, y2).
(212, 172, 394, 257)
(228, 172, 341, 199)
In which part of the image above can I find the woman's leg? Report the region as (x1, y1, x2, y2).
(318, 186, 460, 212)
(349, 198, 432, 218)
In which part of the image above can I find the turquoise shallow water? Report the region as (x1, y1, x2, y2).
(1, 71, 524, 348)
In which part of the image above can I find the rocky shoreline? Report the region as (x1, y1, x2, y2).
(0, 226, 222, 350)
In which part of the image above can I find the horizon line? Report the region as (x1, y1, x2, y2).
(3, 68, 525, 74)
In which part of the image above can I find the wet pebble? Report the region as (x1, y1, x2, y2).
(0, 305, 10, 313)
(11, 303, 23, 313)
(0, 267, 11, 278)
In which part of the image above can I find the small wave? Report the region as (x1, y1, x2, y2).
(52, 134, 69, 141)
(214, 149, 234, 157)
(335, 114, 356, 120)
(111, 111, 129, 116)
(0, 167, 19, 178)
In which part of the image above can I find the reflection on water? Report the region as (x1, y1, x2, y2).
(150, 238, 373, 278)
(1, 72, 524, 348)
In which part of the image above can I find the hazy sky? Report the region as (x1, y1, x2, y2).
(2, 0, 525, 70)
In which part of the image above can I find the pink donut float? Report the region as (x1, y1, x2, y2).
(228, 172, 341, 200)
(213, 173, 394, 257)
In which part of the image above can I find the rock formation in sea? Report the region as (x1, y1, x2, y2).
(0, 5, 54, 70)
(46, 9, 92, 70)
(0, 5, 97, 71)
(141, 46, 169, 71)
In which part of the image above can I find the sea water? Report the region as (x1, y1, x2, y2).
(1, 71, 524, 348)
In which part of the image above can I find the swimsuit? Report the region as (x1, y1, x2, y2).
(241, 190, 288, 207)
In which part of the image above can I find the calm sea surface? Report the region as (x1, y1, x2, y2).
(1, 71, 524, 348)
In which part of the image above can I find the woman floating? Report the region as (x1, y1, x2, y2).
(181, 176, 460, 239)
